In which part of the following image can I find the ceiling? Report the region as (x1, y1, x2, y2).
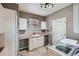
(19, 3, 72, 16)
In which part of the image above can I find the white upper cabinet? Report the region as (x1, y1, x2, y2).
(41, 21, 47, 30)
(0, 4, 4, 33)
(73, 4, 79, 33)
(19, 18, 27, 30)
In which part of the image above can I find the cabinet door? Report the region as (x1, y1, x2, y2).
(73, 4, 79, 33)
(29, 38, 37, 51)
(19, 18, 27, 30)
(41, 21, 47, 30)
(29, 37, 44, 51)
(38, 37, 44, 47)
(29, 38, 33, 51)
(34, 38, 39, 48)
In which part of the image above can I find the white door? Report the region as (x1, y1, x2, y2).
(52, 17, 66, 44)
(29, 38, 37, 51)
(3, 9, 17, 56)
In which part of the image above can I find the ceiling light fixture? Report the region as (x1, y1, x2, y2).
(40, 3, 54, 9)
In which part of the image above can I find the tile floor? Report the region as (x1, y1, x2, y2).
(18, 46, 48, 56)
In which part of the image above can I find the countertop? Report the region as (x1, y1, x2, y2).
(19, 32, 49, 40)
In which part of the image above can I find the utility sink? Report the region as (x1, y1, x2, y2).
(31, 34, 42, 37)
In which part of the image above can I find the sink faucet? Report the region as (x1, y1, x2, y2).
(33, 33, 36, 35)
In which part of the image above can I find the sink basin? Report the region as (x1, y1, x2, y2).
(31, 34, 42, 37)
